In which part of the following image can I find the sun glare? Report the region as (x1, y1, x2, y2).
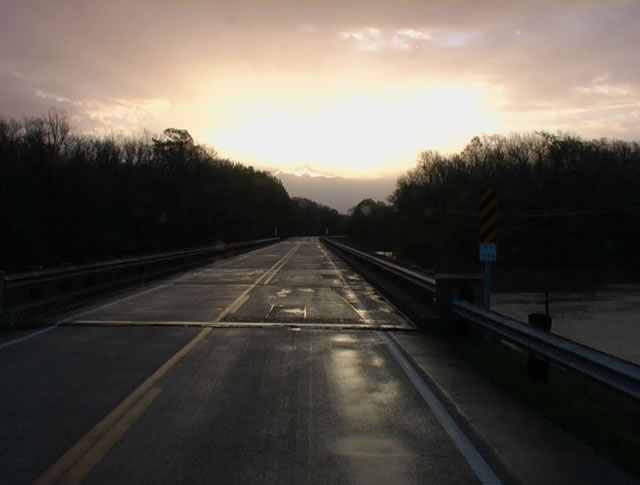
(200, 82, 500, 177)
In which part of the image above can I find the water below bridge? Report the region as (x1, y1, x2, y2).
(493, 285, 640, 365)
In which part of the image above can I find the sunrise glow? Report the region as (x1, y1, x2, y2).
(198, 82, 501, 176)
(2, 1, 639, 178)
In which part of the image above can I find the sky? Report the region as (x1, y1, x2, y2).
(1, 0, 639, 178)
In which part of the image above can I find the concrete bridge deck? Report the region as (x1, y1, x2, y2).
(0, 238, 635, 484)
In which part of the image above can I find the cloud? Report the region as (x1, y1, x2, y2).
(1, 0, 639, 174)
(80, 98, 172, 135)
(339, 26, 481, 52)
(35, 90, 71, 104)
(575, 73, 633, 97)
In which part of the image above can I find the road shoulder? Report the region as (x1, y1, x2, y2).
(391, 331, 638, 485)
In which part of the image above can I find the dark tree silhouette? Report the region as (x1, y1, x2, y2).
(348, 132, 640, 272)
(0, 114, 333, 272)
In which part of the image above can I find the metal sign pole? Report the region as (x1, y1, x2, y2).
(479, 188, 497, 310)
(484, 261, 491, 310)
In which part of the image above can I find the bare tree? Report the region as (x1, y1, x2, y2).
(46, 107, 70, 153)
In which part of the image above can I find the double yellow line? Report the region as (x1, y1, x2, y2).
(34, 331, 208, 485)
(35, 242, 301, 484)
(261, 242, 300, 286)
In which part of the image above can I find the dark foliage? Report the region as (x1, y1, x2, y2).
(347, 199, 396, 251)
(0, 112, 336, 272)
(348, 132, 640, 271)
(289, 197, 348, 237)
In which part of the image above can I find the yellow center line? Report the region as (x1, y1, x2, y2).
(35, 242, 299, 484)
(212, 242, 300, 321)
(34, 329, 210, 485)
(60, 387, 163, 485)
(262, 243, 300, 286)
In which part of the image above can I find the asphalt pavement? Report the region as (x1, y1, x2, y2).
(4, 238, 632, 485)
(1, 239, 491, 484)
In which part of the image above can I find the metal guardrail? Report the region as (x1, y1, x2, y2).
(321, 238, 436, 293)
(452, 299, 640, 400)
(322, 237, 640, 401)
(1, 237, 279, 325)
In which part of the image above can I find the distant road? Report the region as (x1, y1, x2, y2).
(1, 238, 501, 484)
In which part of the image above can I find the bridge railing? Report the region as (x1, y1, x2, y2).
(0, 237, 279, 326)
(451, 299, 639, 400)
(321, 237, 640, 401)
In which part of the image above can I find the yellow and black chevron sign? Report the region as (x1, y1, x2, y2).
(479, 188, 497, 243)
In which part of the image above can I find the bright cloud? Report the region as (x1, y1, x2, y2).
(1, 1, 640, 177)
(340, 26, 435, 52)
(575, 73, 632, 97)
(79, 98, 172, 135)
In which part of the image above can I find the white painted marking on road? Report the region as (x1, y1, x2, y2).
(322, 241, 500, 483)
(0, 284, 168, 350)
(319, 245, 376, 326)
(0, 325, 58, 349)
(65, 319, 410, 329)
(1, 243, 280, 350)
(380, 332, 502, 485)
(212, 242, 299, 323)
(58, 284, 170, 324)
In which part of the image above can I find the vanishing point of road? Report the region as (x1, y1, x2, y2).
(1, 238, 502, 484)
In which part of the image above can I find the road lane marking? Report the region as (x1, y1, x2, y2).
(0, 325, 58, 349)
(224, 294, 250, 316)
(380, 332, 502, 484)
(322, 243, 502, 484)
(60, 387, 162, 485)
(319, 245, 376, 326)
(0, 284, 168, 350)
(34, 329, 211, 485)
(0, 243, 281, 350)
(65, 320, 413, 329)
(36, 242, 297, 482)
(212, 243, 300, 322)
(262, 243, 300, 285)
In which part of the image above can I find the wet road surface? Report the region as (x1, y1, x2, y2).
(0, 238, 494, 484)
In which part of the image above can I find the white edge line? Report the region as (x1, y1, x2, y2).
(321, 242, 501, 484)
(319, 245, 376, 326)
(0, 243, 279, 350)
(379, 332, 503, 485)
(0, 325, 59, 349)
(0, 283, 169, 350)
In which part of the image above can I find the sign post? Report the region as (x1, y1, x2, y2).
(479, 189, 497, 310)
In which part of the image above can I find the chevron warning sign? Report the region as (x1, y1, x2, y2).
(479, 189, 497, 262)
(479, 188, 497, 243)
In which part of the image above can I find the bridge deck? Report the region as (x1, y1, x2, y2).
(65, 239, 413, 330)
(1, 238, 633, 484)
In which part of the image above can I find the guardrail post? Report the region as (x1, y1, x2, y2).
(528, 313, 553, 382)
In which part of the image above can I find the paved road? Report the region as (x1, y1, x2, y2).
(0, 238, 499, 484)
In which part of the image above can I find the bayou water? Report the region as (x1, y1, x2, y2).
(492, 284, 640, 365)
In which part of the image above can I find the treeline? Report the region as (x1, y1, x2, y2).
(0, 112, 342, 272)
(290, 197, 348, 236)
(348, 132, 640, 271)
